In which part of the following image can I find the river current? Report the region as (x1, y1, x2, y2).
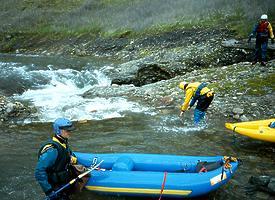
(0, 53, 274, 200)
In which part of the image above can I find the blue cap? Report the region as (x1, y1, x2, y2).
(53, 118, 75, 135)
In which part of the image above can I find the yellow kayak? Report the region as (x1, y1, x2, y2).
(225, 118, 275, 142)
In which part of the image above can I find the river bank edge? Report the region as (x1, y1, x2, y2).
(0, 27, 274, 126)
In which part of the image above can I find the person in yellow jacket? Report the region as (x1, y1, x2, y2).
(179, 81, 214, 125)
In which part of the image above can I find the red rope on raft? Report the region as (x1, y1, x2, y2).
(158, 171, 167, 200)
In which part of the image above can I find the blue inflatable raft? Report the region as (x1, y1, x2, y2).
(75, 152, 239, 198)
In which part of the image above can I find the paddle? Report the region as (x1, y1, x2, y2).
(45, 160, 104, 200)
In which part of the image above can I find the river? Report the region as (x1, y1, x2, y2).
(0, 53, 274, 200)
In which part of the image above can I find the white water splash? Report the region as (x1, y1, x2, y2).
(13, 67, 154, 122)
(0, 62, 28, 77)
(151, 115, 205, 134)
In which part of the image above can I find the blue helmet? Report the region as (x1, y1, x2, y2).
(269, 122, 275, 128)
(53, 118, 75, 135)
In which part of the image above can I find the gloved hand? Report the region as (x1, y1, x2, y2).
(45, 191, 59, 200)
(272, 38, 274, 44)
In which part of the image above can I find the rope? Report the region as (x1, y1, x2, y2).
(158, 171, 167, 200)
(199, 166, 207, 173)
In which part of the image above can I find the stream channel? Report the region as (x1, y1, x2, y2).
(0, 53, 274, 200)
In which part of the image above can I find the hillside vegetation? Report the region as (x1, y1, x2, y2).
(1, 0, 275, 38)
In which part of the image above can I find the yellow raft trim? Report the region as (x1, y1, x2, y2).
(86, 186, 192, 196)
(225, 118, 275, 143)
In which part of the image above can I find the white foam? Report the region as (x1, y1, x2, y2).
(151, 115, 205, 134)
(13, 67, 154, 122)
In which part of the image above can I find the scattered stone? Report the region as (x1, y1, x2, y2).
(233, 108, 244, 115)
(0, 95, 33, 123)
(6, 103, 14, 114)
(159, 96, 174, 106)
(240, 115, 249, 122)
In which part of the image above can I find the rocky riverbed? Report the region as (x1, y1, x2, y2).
(0, 95, 33, 125)
(0, 27, 274, 125)
(83, 60, 275, 122)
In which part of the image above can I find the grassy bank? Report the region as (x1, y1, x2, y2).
(1, 0, 275, 39)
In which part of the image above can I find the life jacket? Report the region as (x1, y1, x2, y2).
(194, 82, 208, 99)
(196, 161, 223, 173)
(256, 21, 269, 39)
(189, 82, 208, 107)
(38, 137, 73, 185)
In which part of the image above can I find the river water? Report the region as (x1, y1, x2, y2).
(0, 54, 274, 200)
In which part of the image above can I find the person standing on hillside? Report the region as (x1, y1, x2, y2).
(35, 118, 84, 200)
(248, 14, 274, 66)
(179, 81, 214, 126)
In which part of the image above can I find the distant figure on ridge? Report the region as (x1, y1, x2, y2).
(248, 14, 274, 66)
(179, 81, 214, 126)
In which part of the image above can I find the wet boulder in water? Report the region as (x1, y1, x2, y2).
(134, 64, 174, 86)
(268, 178, 275, 194)
(249, 176, 270, 186)
(0, 95, 33, 122)
(111, 63, 174, 86)
(247, 176, 275, 195)
(6, 103, 15, 114)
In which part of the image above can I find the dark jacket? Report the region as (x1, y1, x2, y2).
(35, 136, 75, 194)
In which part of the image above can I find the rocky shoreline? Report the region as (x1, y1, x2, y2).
(0, 27, 274, 125)
(83, 60, 274, 122)
(0, 95, 33, 125)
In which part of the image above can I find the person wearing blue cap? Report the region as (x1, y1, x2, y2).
(35, 118, 77, 200)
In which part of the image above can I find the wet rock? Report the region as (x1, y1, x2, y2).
(159, 96, 174, 107)
(268, 178, 275, 193)
(240, 115, 249, 122)
(0, 95, 33, 123)
(111, 63, 174, 86)
(247, 176, 275, 196)
(249, 176, 270, 186)
(5, 34, 12, 40)
(134, 64, 174, 86)
(6, 103, 15, 114)
(233, 108, 244, 115)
